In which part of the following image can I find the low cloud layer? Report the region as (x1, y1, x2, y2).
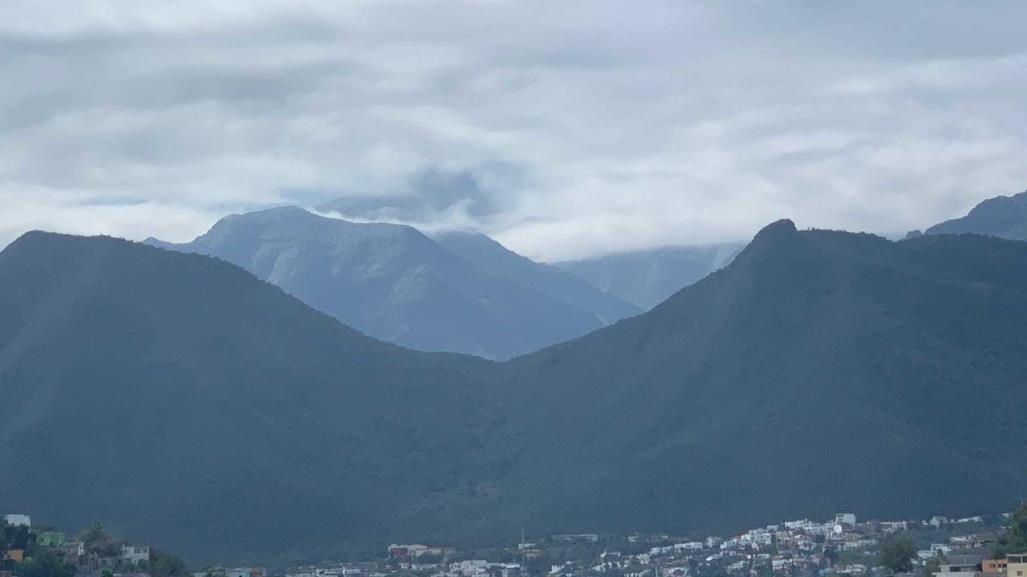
(2, 1, 1027, 260)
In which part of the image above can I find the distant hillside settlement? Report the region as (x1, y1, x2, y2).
(3, 504, 1025, 577)
(0, 515, 260, 577)
(284, 505, 1027, 577)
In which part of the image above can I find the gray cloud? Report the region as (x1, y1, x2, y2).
(2, 1, 1027, 260)
(317, 164, 522, 227)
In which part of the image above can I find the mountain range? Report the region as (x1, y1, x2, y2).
(4, 219, 1027, 564)
(922, 189, 1027, 240)
(323, 187, 744, 311)
(0, 230, 497, 563)
(146, 207, 636, 359)
(556, 243, 743, 310)
(493, 220, 1027, 536)
(431, 230, 638, 322)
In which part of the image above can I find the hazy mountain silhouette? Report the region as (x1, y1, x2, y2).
(433, 231, 639, 324)
(923, 190, 1027, 240)
(557, 243, 743, 309)
(147, 207, 603, 359)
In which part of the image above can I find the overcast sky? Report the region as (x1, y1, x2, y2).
(3, 1, 1027, 261)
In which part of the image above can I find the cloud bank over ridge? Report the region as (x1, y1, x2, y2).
(2, 1, 1027, 260)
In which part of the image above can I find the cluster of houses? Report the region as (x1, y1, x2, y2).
(935, 553, 1027, 577)
(193, 566, 268, 577)
(2, 513, 154, 577)
(645, 513, 1024, 577)
(1, 512, 269, 577)
(283, 511, 1022, 577)
(388, 547, 522, 577)
(287, 553, 524, 577)
(545, 513, 887, 577)
(5, 509, 1024, 577)
(1, 512, 264, 577)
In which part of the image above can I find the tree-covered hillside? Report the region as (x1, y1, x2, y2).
(0, 232, 500, 563)
(488, 221, 1027, 538)
(4, 222, 1027, 564)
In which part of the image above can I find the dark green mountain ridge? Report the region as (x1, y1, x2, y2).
(486, 220, 1027, 536)
(0, 231, 500, 563)
(3, 220, 1027, 564)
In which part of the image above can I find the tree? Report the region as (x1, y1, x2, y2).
(78, 522, 120, 557)
(146, 549, 188, 577)
(995, 501, 1027, 557)
(0, 520, 9, 572)
(879, 537, 915, 574)
(823, 546, 838, 567)
(924, 556, 942, 577)
(525, 551, 554, 577)
(2, 523, 32, 552)
(13, 549, 76, 577)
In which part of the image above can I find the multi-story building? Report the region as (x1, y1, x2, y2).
(1008, 553, 1027, 577)
(934, 555, 983, 577)
(981, 558, 1007, 575)
(121, 545, 152, 565)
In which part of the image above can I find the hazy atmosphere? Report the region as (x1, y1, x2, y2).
(4, 0, 1027, 260)
(6, 1, 1027, 574)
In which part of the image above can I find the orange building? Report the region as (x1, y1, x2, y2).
(3, 550, 24, 563)
(983, 559, 1008, 574)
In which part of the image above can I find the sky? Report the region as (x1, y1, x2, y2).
(2, 1, 1027, 261)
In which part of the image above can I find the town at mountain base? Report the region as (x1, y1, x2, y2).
(2, 503, 1026, 577)
(0, 513, 238, 577)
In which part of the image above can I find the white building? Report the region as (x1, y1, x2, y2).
(453, 560, 488, 577)
(834, 513, 856, 527)
(807, 524, 831, 537)
(121, 545, 151, 565)
(880, 521, 908, 533)
(4, 514, 31, 527)
(226, 568, 266, 577)
(932, 555, 983, 577)
(1008, 553, 1027, 577)
(493, 563, 521, 577)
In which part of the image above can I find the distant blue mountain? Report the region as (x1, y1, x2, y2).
(318, 191, 737, 312)
(146, 207, 607, 359)
(556, 243, 743, 310)
(923, 189, 1027, 240)
(433, 231, 639, 324)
